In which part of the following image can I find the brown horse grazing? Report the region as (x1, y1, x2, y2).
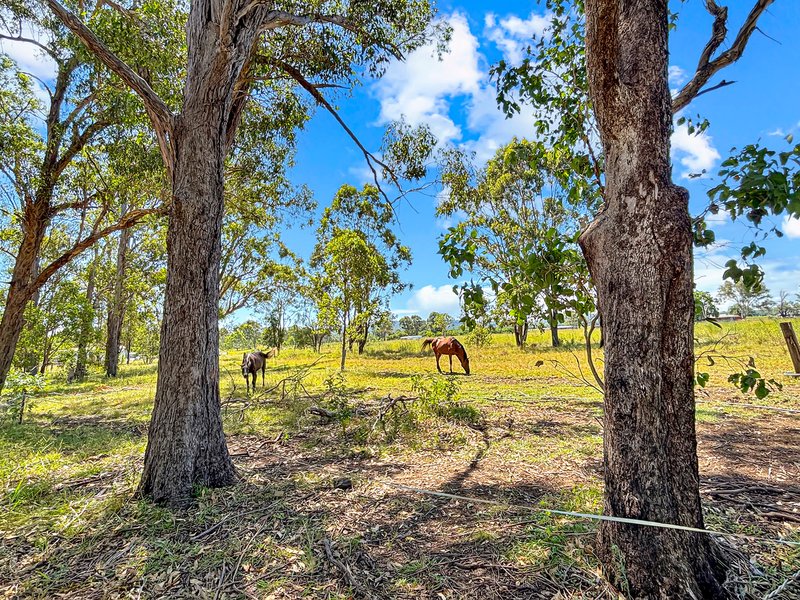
(241, 349, 276, 394)
(421, 337, 470, 375)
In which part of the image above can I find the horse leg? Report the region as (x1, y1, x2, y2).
(246, 373, 250, 395)
(435, 353, 442, 373)
(262, 363, 266, 388)
(449, 355, 453, 373)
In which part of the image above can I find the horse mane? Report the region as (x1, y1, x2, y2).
(457, 339, 468, 360)
(421, 338, 436, 351)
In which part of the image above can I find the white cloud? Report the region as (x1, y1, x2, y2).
(484, 11, 550, 64)
(782, 215, 800, 238)
(373, 13, 481, 144)
(668, 65, 686, 86)
(0, 27, 56, 111)
(0, 40, 56, 81)
(704, 210, 729, 226)
(399, 284, 461, 317)
(671, 121, 721, 178)
(371, 11, 543, 165)
(462, 84, 538, 163)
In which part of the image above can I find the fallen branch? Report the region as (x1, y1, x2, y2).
(323, 539, 365, 596)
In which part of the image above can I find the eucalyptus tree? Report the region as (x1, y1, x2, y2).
(717, 280, 772, 318)
(425, 311, 452, 336)
(493, 0, 776, 593)
(578, 0, 774, 594)
(398, 315, 425, 336)
(260, 271, 302, 353)
(73, 245, 101, 380)
(693, 290, 719, 322)
(102, 208, 166, 376)
(311, 229, 392, 371)
(314, 184, 411, 354)
(0, 1, 172, 391)
(372, 308, 395, 341)
(47, 0, 440, 503)
(438, 139, 598, 347)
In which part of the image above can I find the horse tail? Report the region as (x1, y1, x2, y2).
(421, 338, 435, 351)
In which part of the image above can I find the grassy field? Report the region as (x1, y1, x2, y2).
(1, 318, 799, 598)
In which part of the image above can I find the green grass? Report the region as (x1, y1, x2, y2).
(1, 317, 798, 597)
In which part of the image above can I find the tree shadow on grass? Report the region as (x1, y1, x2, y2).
(4, 433, 602, 598)
(5, 407, 796, 599)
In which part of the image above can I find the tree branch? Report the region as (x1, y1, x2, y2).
(53, 120, 110, 180)
(45, 0, 175, 170)
(672, 0, 774, 113)
(0, 33, 59, 61)
(32, 206, 166, 293)
(262, 57, 398, 201)
(62, 91, 98, 131)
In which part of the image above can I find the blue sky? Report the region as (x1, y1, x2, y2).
(3, 1, 798, 321)
(286, 0, 800, 318)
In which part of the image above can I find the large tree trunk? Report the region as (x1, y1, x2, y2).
(134, 1, 267, 504)
(137, 116, 236, 505)
(581, 1, 726, 596)
(105, 221, 131, 377)
(0, 202, 49, 391)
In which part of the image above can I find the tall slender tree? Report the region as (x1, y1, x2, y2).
(438, 139, 598, 348)
(47, 0, 440, 503)
(0, 1, 169, 391)
(314, 184, 411, 354)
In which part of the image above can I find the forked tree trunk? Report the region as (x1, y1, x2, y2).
(313, 333, 325, 353)
(137, 114, 236, 504)
(0, 201, 50, 391)
(132, 0, 270, 504)
(105, 221, 131, 377)
(357, 333, 367, 355)
(581, 1, 726, 595)
(356, 320, 369, 355)
(39, 337, 51, 374)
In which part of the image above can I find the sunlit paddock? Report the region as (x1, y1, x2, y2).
(2, 318, 798, 598)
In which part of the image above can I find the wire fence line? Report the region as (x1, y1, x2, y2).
(373, 480, 800, 549)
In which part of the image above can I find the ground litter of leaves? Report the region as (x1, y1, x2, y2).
(2, 386, 799, 599)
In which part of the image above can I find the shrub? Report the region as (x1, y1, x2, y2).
(1, 370, 44, 424)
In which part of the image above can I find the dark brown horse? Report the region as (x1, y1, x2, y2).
(421, 336, 470, 375)
(241, 349, 276, 394)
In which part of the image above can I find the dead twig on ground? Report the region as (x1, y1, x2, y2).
(323, 538, 366, 597)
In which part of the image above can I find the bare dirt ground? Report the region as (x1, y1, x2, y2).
(4, 388, 797, 599)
